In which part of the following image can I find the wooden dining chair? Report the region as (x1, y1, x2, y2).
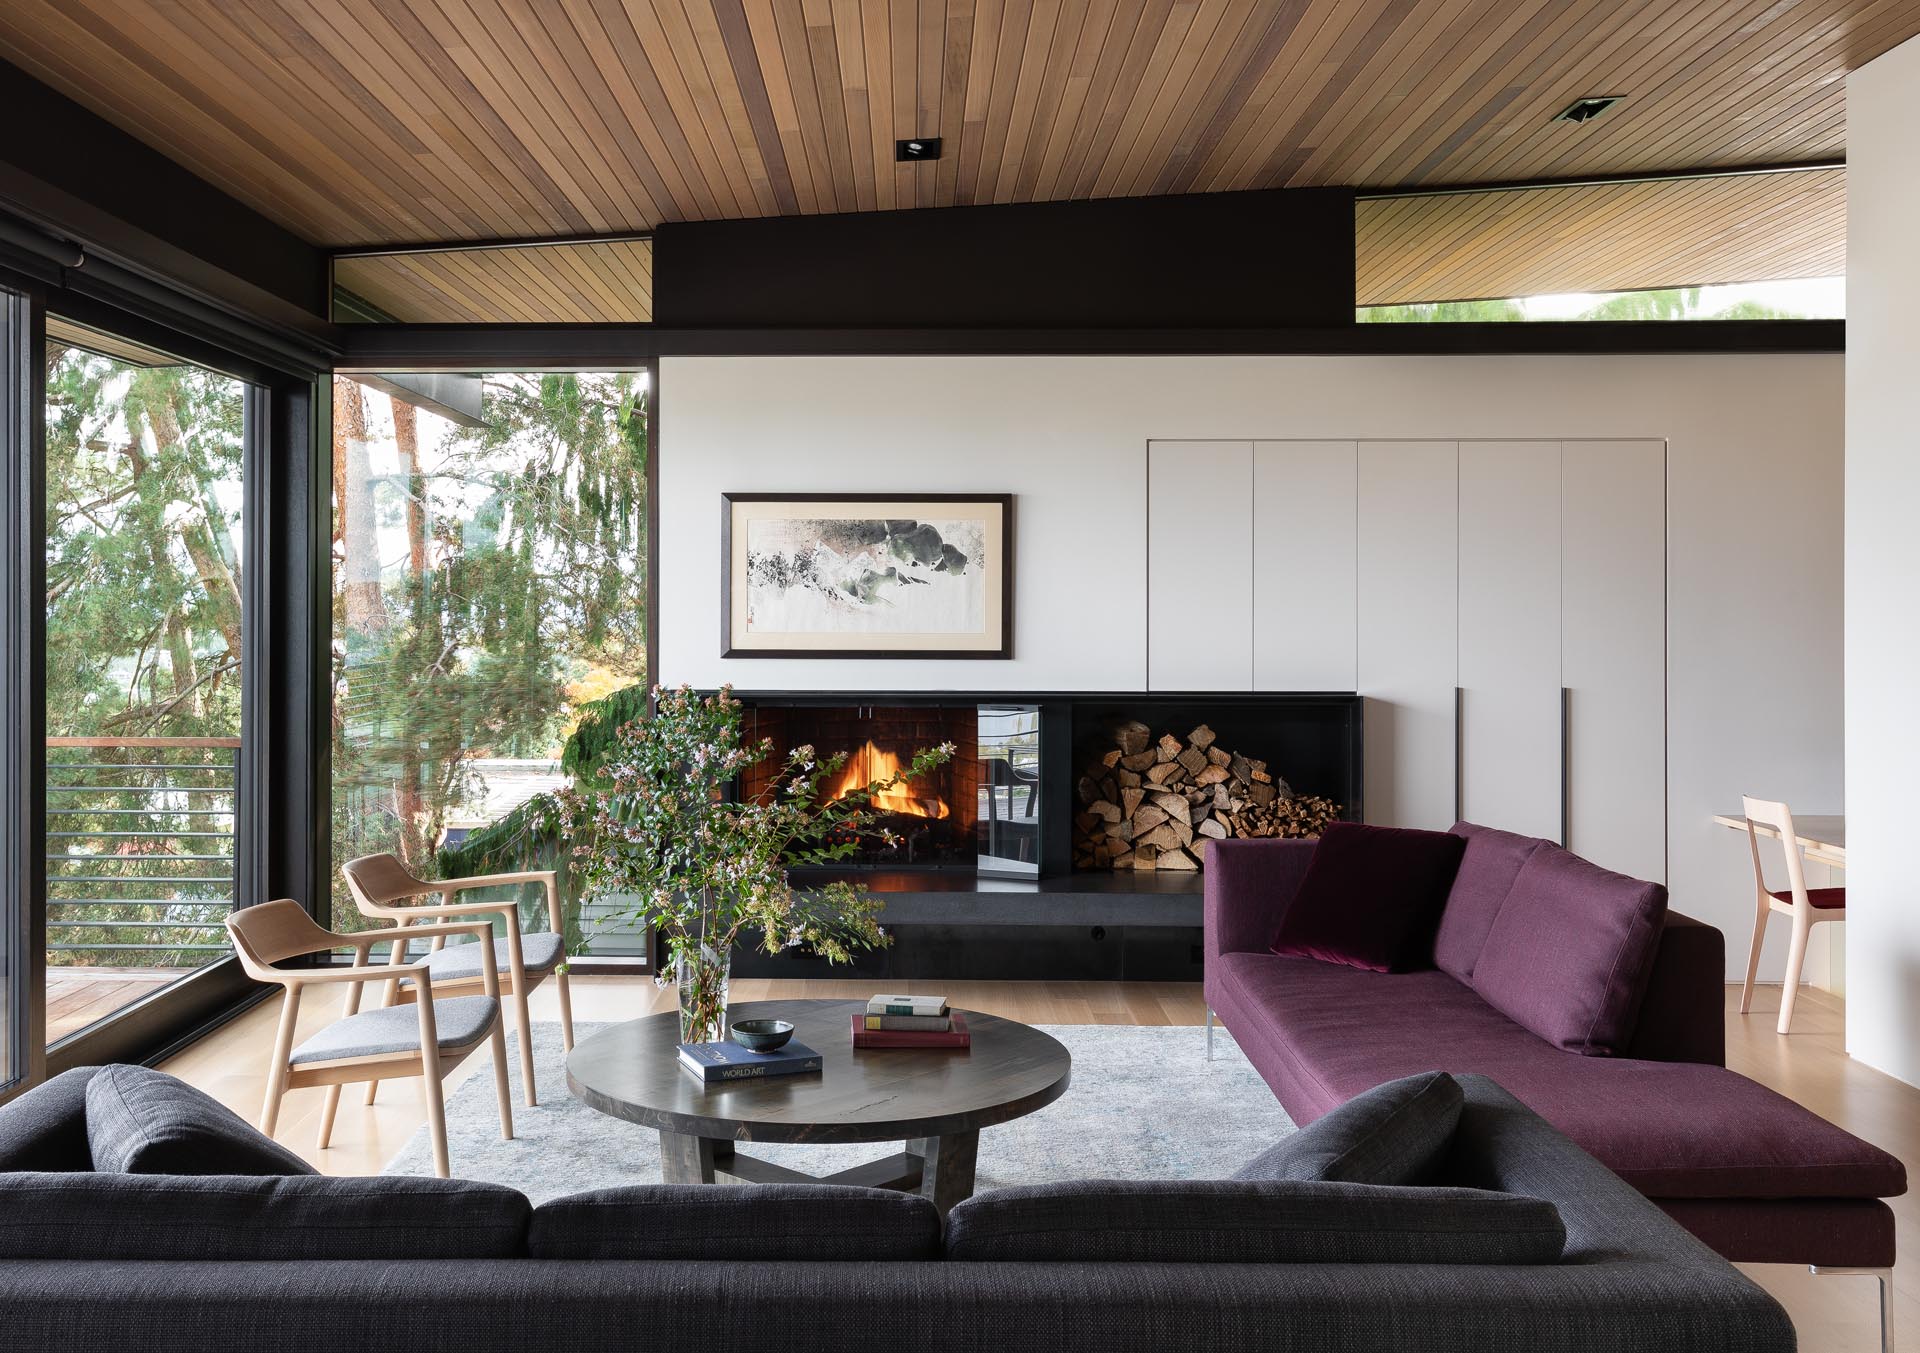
(342, 854, 575, 1108)
(1739, 796, 1847, 1035)
(225, 899, 514, 1178)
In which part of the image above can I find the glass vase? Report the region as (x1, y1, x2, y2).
(675, 942, 732, 1046)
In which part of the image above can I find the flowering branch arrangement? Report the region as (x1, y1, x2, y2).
(559, 685, 954, 1001)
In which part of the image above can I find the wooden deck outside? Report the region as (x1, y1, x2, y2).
(46, 967, 180, 1045)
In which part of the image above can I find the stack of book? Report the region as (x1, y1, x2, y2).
(676, 1039, 823, 1083)
(853, 994, 971, 1049)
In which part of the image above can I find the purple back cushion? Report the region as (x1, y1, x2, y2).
(1432, 823, 1545, 984)
(1270, 822, 1467, 973)
(1470, 843, 1668, 1056)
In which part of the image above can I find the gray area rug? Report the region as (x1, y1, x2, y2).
(384, 1021, 1294, 1201)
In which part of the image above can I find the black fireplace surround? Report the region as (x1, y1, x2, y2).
(723, 691, 1361, 981)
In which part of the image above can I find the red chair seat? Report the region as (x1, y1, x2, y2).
(1770, 886, 1846, 910)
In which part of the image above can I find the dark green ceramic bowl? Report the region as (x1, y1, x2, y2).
(730, 1018, 796, 1052)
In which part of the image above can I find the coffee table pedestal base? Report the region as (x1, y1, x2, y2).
(659, 1129, 981, 1213)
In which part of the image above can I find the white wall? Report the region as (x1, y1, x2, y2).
(661, 353, 1843, 978)
(1844, 34, 1920, 1084)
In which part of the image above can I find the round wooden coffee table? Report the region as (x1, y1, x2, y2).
(566, 997, 1071, 1212)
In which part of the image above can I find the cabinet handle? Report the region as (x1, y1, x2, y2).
(1560, 686, 1571, 848)
(1454, 686, 1464, 824)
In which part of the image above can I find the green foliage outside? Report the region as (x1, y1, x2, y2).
(1357, 285, 1804, 323)
(44, 344, 245, 969)
(330, 373, 649, 945)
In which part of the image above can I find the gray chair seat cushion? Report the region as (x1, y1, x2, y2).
(944, 1178, 1566, 1265)
(1234, 1070, 1463, 1186)
(289, 995, 498, 1065)
(0, 1172, 529, 1259)
(530, 1184, 942, 1260)
(0, 1066, 100, 1172)
(87, 1065, 314, 1176)
(398, 932, 565, 986)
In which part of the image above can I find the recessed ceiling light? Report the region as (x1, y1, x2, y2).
(1553, 96, 1624, 125)
(896, 137, 942, 162)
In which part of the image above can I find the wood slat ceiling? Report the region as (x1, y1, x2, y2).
(334, 240, 655, 322)
(1357, 168, 1847, 305)
(1, 1, 1910, 316)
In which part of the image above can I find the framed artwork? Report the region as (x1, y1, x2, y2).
(721, 493, 1013, 658)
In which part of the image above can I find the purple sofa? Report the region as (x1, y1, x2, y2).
(1204, 823, 1906, 1274)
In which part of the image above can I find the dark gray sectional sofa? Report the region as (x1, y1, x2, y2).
(0, 1065, 1794, 1352)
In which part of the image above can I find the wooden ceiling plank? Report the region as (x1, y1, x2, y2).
(993, 0, 1069, 203)
(767, 0, 841, 214)
(1084, 0, 1205, 199)
(710, 0, 803, 214)
(1006, 0, 1084, 203)
(645, 0, 764, 213)
(1068, 0, 1181, 199)
(912, 0, 950, 208)
(796, 0, 860, 214)
(886, 0, 919, 208)
(1028, 0, 1120, 202)
(1043, 0, 1147, 198)
(952, 0, 1005, 205)
(970, 0, 1037, 204)
(477, 0, 671, 228)
(934, 0, 980, 205)
(1106, 0, 1251, 200)
(411, 0, 630, 232)
(740, 0, 827, 215)
(857, 0, 900, 211)
(675, 0, 782, 216)
(827, 0, 881, 212)
(39, 0, 399, 239)
(1151, 0, 1310, 196)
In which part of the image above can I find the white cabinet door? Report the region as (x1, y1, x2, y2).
(1458, 441, 1563, 840)
(1562, 439, 1667, 881)
(1147, 441, 1252, 690)
(1358, 441, 1458, 829)
(1254, 441, 1357, 690)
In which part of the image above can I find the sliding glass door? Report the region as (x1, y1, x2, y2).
(41, 320, 247, 1045)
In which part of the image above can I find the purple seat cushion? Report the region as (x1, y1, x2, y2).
(1433, 822, 1543, 983)
(1211, 952, 1906, 1202)
(1470, 844, 1666, 1056)
(1270, 822, 1466, 973)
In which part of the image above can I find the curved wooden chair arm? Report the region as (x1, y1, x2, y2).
(438, 871, 564, 936)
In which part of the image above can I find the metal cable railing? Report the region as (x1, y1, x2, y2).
(45, 736, 239, 967)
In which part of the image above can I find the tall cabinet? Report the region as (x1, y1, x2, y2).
(1146, 438, 1666, 880)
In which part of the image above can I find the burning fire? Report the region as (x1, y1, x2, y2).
(823, 741, 950, 820)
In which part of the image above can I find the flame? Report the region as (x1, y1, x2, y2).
(824, 741, 950, 819)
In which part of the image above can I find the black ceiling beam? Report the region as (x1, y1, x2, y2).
(335, 319, 1841, 370)
(0, 57, 332, 343)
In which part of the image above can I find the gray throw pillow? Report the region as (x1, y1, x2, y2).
(944, 1178, 1565, 1264)
(1234, 1070, 1462, 1185)
(0, 1067, 101, 1172)
(530, 1184, 942, 1260)
(85, 1064, 316, 1176)
(0, 1172, 530, 1259)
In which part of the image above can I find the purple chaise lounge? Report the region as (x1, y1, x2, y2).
(1204, 824, 1905, 1320)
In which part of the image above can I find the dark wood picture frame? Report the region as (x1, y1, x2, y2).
(721, 493, 1014, 660)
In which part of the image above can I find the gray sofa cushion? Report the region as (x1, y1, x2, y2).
(0, 1067, 101, 1172)
(86, 1065, 315, 1176)
(944, 1178, 1566, 1264)
(530, 1184, 941, 1260)
(1234, 1070, 1462, 1185)
(289, 994, 497, 1064)
(0, 1172, 530, 1259)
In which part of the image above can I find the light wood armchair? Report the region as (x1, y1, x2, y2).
(342, 853, 575, 1108)
(225, 899, 514, 1178)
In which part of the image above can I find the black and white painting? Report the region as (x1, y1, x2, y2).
(723, 495, 1012, 658)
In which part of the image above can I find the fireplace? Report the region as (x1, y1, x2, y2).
(724, 691, 1359, 981)
(739, 703, 982, 869)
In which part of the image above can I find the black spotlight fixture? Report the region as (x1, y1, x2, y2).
(1553, 95, 1624, 125)
(896, 137, 943, 161)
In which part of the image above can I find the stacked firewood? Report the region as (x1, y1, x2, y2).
(1073, 721, 1340, 871)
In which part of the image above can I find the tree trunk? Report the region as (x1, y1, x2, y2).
(391, 397, 429, 577)
(165, 609, 202, 718)
(336, 382, 389, 643)
(140, 386, 245, 660)
(387, 394, 433, 871)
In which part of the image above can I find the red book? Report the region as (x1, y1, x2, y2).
(851, 1010, 971, 1049)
